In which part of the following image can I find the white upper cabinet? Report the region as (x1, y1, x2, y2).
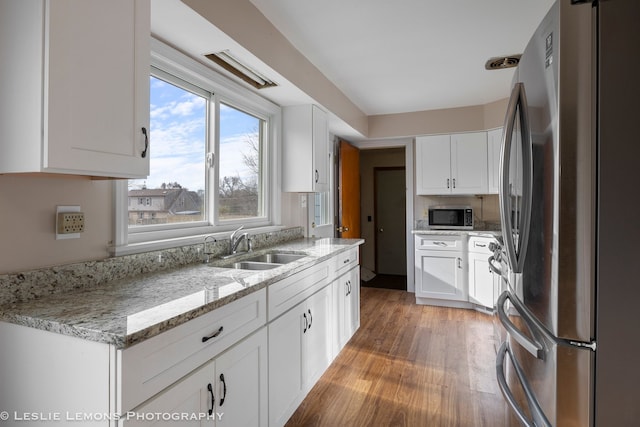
(282, 105, 330, 192)
(415, 134, 451, 195)
(0, 0, 150, 178)
(416, 132, 488, 195)
(487, 128, 503, 194)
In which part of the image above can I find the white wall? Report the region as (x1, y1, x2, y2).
(0, 175, 112, 274)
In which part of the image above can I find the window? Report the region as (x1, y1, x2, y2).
(114, 39, 280, 252)
(218, 103, 264, 221)
(129, 74, 207, 227)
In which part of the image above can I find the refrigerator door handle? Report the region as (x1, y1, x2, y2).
(496, 290, 545, 359)
(499, 82, 533, 274)
(488, 255, 504, 278)
(496, 342, 552, 427)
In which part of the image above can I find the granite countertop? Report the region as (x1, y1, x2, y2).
(412, 229, 503, 238)
(0, 238, 363, 349)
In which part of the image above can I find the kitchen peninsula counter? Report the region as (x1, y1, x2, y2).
(412, 229, 502, 238)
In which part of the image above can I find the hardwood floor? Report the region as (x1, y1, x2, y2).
(285, 287, 507, 427)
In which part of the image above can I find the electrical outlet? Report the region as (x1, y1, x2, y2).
(58, 212, 85, 233)
(56, 206, 84, 240)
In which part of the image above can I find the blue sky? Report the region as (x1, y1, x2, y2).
(129, 76, 259, 192)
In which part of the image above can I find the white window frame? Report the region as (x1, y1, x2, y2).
(113, 38, 281, 255)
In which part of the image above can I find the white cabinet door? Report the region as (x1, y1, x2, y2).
(415, 251, 466, 301)
(334, 266, 360, 350)
(0, 0, 150, 178)
(268, 283, 333, 427)
(268, 305, 304, 427)
(282, 105, 330, 192)
(214, 329, 268, 427)
(302, 284, 333, 388)
(414, 235, 466, 302)
(349, 268, 361, 336)
(468, 253, 495, 308)
(451, 132, 488, 194)
(312, 105, 330, 192)
(487, 128, 503, 194)
(415, 134, 451, 195)
(124, 361, 215, 427)
(416, 132, 488, 195)
(125, 329, 267, 427)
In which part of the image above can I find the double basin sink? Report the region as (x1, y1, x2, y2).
(221, 252, 307, 271)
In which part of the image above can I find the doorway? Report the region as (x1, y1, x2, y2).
(359, 148, 407, 291)
(374, 167, 407, 275)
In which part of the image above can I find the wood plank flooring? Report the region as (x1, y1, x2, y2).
(285, 287, 507, 427)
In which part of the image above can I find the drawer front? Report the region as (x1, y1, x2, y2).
(330, 247, 359, 282)
(468, 236, 495, 255)
(415, 235, 463, 251)
(268, 261, 331, 321)
(119, 288, 266, 412)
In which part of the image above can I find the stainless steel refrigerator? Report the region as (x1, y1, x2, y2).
(493, 0, 640, 425)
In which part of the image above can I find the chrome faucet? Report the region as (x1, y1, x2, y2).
(229, 225, 251, 255)
(203, 235, 217, 263)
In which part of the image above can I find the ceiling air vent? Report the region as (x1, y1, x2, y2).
(485, 54, 522, 70)
(205, 50, 277, 89)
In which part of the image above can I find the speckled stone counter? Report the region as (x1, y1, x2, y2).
(412, 229, 503, 239)
(0, 237, 363, 349)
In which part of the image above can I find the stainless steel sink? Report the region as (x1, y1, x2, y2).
(230, 261, 281, 270)
(215, 251, 307, 270)
(244, 252, 306, 264)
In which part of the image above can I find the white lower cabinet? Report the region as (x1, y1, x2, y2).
(0, 248, 361, 427)
(334, 266, 360, 351)
(124, 328, 267, 427)
(468, 236, 496, 309)
(468, 253, 495, 308)
(414, 233, 500, 311)
(123, 361, 213, 427)
(414, 235, 467, 303)
(268, 284, 333, 427)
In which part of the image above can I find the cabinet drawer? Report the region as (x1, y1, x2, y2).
(468, 236, 495, 255)
(268, 261, 331, 321)
(119, 288, 266, 412)
(415, 235, 463, 251)
(331, 247, 359, 281)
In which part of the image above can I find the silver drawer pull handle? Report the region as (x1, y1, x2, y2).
(434, 241, 447, 247)
(202, 326, 224, 343)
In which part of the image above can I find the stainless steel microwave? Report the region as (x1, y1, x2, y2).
(427, 206, 474, 230)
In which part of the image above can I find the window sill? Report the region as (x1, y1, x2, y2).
(110, 225, 289, 257)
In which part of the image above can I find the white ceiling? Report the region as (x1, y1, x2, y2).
(152, 0, 554, 136)
(249, 0, 554, 115)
